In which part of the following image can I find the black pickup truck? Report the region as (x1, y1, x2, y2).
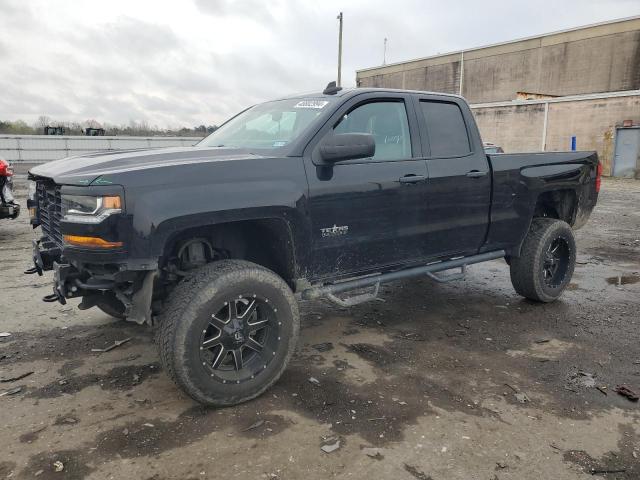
(26, 84, 600, 406)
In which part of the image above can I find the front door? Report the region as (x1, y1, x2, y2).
(304, 95, 429, 281)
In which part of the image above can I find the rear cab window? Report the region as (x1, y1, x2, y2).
(418, 100, 471, 158)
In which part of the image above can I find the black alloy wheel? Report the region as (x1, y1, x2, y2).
(542, 237, 571, 288)
(200, 295, 281, 384)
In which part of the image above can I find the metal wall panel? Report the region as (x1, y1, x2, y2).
(0, 135, 202, 164)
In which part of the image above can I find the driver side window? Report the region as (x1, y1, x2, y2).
(334, 101, 412, 161)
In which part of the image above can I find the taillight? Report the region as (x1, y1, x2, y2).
(0, 159, 11, 177)
(595, 162, 603, 193)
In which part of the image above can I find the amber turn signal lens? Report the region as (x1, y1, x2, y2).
(63, 235, 123, 248)
(29, 207, 36, 218)
(102, 196, 122, 209)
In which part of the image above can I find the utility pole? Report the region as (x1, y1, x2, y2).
(337, 12, 343, 87)
(383, 37, 387, 65)
(459, 51, 464, 96)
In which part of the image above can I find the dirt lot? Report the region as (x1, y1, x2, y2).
(1, 178, 639, 480)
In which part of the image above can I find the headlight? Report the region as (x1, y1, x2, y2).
(62, 194, 122, 224)
(28, 180, 37, 201)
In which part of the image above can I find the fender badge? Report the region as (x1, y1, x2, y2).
(321, 225, 349, 238)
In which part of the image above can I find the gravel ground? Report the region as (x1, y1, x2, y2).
(0, 177, 639, 480)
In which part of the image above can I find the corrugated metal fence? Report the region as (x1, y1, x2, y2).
(0, 135, 202, 164)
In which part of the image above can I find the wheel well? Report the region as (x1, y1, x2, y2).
(161, 219, 298, 288)
(533, 190, 577, 225)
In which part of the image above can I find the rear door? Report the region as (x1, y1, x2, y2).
(413, 95, 491, 257)
(303, 92, 429, 280)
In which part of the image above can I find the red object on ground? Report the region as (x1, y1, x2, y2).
(0, 159, 12, 177)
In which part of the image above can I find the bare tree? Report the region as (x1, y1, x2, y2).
(34, 115, 51, 130)
(84, 119, 102, 129)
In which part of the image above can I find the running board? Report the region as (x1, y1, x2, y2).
(301, 251, 505, 304)
(326, 282, 381, 307)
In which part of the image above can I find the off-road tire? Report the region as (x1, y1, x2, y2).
(510, 218, 576, 302)
(157, 260, 299, 406)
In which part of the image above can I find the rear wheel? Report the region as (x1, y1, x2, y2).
(157, 260, 299, 406)
(509, 218, 576, 302)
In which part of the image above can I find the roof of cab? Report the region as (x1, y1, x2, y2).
(274, 87, 465, 102)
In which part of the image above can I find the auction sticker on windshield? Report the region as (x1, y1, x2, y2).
(294, 100, 329, 109)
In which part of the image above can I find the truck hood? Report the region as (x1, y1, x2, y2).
(29, 146, 263, 185)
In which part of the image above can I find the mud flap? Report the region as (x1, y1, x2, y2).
(118, 270, 158, 325)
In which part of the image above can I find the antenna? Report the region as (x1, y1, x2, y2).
(323, 81, 342, 95)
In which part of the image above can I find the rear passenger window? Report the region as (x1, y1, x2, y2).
(334, 101, 412, 161)
(420, 101, 471, 157)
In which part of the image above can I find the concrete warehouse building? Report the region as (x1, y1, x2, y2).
(356, 16, 640, 177)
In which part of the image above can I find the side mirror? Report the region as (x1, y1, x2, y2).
(319, 133, 375, 162)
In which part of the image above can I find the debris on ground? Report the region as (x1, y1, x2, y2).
(614, 385, 639, 402)
(534, 339, 550, 344)
(91, 337, 132, 353)
(308, 377, 321, 386)
(591, 468, 626, 475)
(596, 386, 608, 396)
(320, 437, 341, 453)
(53, 461, 64, 472)
(0, 372, 34, 383)
(570, 371, 596, 388)
(362, 447, 384, 460)
(404, 463, 432, 480)
(242, 419, 265, 432)
(311, 342, 333, 352)
(392, 331, 426, 341)
(0, 386, 22, 397)
(0, 371, 33, 382)
(0, 332, 11, 337)
(504, 383, 530, 403)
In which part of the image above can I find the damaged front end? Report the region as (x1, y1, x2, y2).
(49, 262, 157, 324)
(26, 175, 158, 325)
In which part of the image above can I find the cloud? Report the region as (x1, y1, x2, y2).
(194, 0, 274, 22)
(0, 0, 638, 128)
(69, 16, 181, 61)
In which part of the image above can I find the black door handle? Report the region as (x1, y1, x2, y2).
(466, 170, 488, 178)
(399, 175, 426, 184)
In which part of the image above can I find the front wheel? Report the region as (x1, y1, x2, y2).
(157, 260, 299, 407)
(509, 218, 576, 303)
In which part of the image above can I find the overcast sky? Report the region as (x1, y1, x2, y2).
(1, 0, 638, 128)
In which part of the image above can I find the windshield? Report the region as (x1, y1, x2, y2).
(199, 98, 333, 149)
